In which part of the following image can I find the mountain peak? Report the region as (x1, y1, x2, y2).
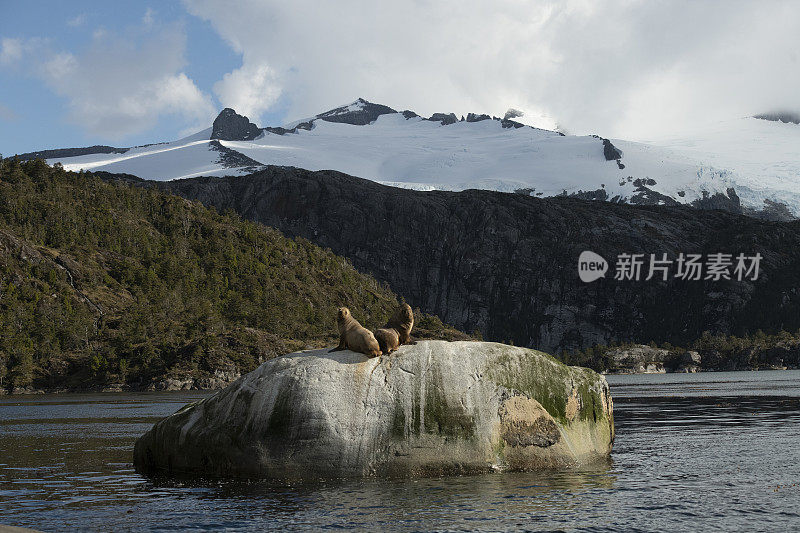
(211, 108, 262, 141)
(315, 99, 397, 125)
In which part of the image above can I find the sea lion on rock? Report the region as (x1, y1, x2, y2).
(374, 304, 415, 354)
(330, 307, 381, 357)
(374, 327, 400, 355)
(389, 303, 414, 344)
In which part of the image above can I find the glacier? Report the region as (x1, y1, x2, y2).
(31, 98, 800, 217)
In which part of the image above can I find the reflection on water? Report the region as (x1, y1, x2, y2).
(2, 373, 800, 531)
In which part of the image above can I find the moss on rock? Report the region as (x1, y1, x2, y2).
(134, 340, 613, 479)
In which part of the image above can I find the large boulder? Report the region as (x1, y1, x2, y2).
(133, 340, 613, 479)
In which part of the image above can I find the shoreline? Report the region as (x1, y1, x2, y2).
(3, 365, 798, 397)
(603, 366, 791, 376)
(0, 376, 238, 397)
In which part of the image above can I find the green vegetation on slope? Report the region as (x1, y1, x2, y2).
(0, 159, 467, 392)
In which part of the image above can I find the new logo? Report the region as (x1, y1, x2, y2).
(578, 251, 608, 282)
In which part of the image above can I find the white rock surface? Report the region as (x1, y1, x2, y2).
(133, 340, 614, 479)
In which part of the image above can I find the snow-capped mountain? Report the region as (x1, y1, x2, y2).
(18, 98, 800, 218)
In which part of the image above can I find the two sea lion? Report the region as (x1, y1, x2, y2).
(330, 307, 381, 357)
(374, 303, 414, 355)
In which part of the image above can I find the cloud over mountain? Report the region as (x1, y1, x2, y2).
(1, 17, 215, 139)
(184, 0, 800, 139)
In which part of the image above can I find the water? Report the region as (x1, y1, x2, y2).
(2, 372, 800, 531)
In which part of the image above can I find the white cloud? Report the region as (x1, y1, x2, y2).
(67, 14, 86, 28)
(42, 52, 78, 80)
(213, 62, 282, 119)
(1, 37, 50, 68)
(0, 102, 17, 122)
(1, 38, 25, 65)
(184, 0, 800, 139)
(2, 19, 215, 139)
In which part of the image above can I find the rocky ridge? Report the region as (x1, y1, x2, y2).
(210, 108, 263, 141)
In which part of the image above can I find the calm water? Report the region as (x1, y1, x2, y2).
(2, 371, 800, 532)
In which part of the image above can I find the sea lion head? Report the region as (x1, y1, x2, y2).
(336, 307, 352, 332)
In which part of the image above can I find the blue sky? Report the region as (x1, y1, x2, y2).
(0, 1, 289, 155)
(2, 1, 798, 156)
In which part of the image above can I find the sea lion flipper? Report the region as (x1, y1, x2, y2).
(329, 333, 347, 352)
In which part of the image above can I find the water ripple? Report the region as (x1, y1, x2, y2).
(2, 374, 800, 531)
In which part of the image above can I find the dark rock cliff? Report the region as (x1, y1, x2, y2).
(149, 166, 800, 353)
(316, 98, 397, 125)
(602, 139, 623, 161)
(428, 113, 459, 125)
(208, 141, 264, 172)
(211, 108, 262, 141)
(15, 145, 129, 161)
(466, 113, 491, 122)
(754, 112, 800, 125)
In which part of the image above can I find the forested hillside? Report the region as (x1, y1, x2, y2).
(155, 166, 800, 353)
(0, 159, 465, 393)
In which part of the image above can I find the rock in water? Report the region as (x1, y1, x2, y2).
(133, 341, 614, 479)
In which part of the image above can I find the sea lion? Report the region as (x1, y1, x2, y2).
(374, 303, 415, 354)
(374, 327, 401, 355)
(388, 303, 414, 344)
(330, 307, 381, 357)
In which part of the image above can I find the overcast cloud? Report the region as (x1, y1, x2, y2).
(184, 0, 800, 140)
(3, 1, 798, 145)
(1, 18, 215, 140)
